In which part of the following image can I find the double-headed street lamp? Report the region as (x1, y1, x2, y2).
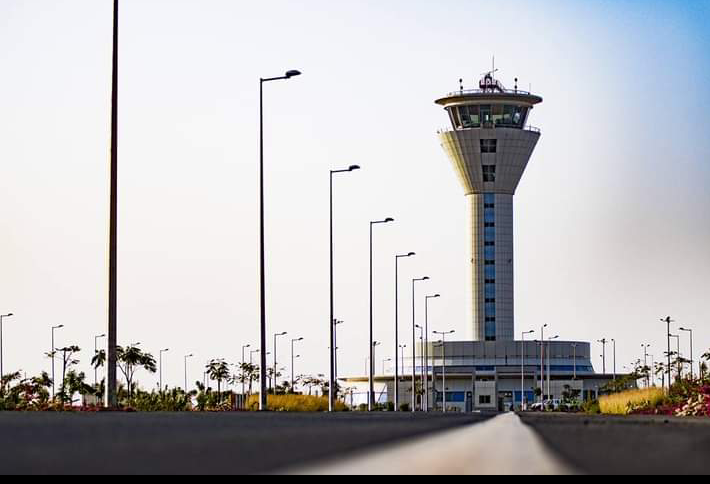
(394, 252, 415, 412)
(0, 313, 14, 379)
(424, 294, 440, 412)
(51, 324, 65, 399)
(369, 218, 394, 411)
(291, 337, 303, 391)
(258, 68, 302, 412)
(330, 165, 360, 412)
(411, 276, 429, 412)
(433, 330, 455, 413)
(184, 354, 193, 392)
(679, 327, 694, 378)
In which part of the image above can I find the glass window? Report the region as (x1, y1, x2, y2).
(485, 303, 496, 316)
(491, 104, 504, 125)
(485, 246, 495, 260)
(484, 222, 495, 228)
(484, 227, 495, 242)
(449, 108, 462, 129)
(482, 165, 496, 183)
(484, 208, 495, 223)
(485, 284, 495, 298)
(484, 265, 496, 279)
(480, 105, 491, 124)
(458, 105, 480, 129)
(481, 139, 497, 154)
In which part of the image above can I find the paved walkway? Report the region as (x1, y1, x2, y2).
(297, 413, 576, 475)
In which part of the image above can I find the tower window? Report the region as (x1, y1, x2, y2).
(482, 165, 496, 182)
(484, 222, 495, 228)
(485, 260, 495, 266)
(485, 299, 496, 304)
(481, 139, 497, 154)
(485, 242, 495, 247)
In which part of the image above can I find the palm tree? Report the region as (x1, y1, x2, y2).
(117, 345, 157, 404)
(206, 360, 230, 402)
(55, 346, 81, 404)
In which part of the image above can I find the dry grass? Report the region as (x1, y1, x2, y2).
(599, 388, 666, 415)
(246, 394, 347, 412)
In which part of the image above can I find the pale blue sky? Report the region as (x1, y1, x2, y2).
(1, 0, 709, 388)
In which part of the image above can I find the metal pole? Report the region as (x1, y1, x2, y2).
(107, 0, 119, 410)
(395, 258, 399, 411)
(612, 339, 616, 380)
(442, 340, 446, 413)
(369, 223, 374, 411)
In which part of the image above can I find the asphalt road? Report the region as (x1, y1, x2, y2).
(0, 412, 492, 475)
(520, 413, 710, 475)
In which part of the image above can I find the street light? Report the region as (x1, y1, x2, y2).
(394, 252, 415, 412)
(241, 344, 251, 395)
(411, 276, 429, 412)
(597, 339, 607, 374)
(547, 335, 559, 400)
(679, 327, 694, 379)
(661, 316, 675, 391)
(433, 330, 455, 412)
(330, 165, 360, 413)
(369, 217, 394, 412)
(670, 333, 681, 379)
(184, 354, 193, 392)
(0, 313, 14, 379)
(415, 324, 424, 396)
(611, 339, 617, 381)
(259, 68, 302, 412)
(93, 333, 106, 387)
(642, 344, 651, 388)
(371, 341, 382, 407)
(273, 332, 288, 393)
(399, 344, 407, 387)
(539, 324, 548, 403)
(521, 330, 535, 410)
(382, 358, 393, 375)
(424, 294, 440, 412)
(291, 337, 304, 392)
(51, 324, 64, 399)
(158, 349, 169, 390)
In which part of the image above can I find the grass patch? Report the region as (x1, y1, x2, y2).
(246, 394, 347, 412)
(599, 388, 666, 415)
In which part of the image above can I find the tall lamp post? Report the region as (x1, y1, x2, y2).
(51, 324, 64, 399)
(291, 337, 303, 392)
(159, 348, 169, 391)
(399, 344, 407, 387)
(394, 253, 415, 412)
(273, 332, 288, 393)
(106, 0, 120, 409)
(0, 313, 14, 379)
(334, 320, 344, 384)
(369, 218, 394, 411)
(547, 335, 559, 400)
(679, 327, 694, 379)
(184, 354, 193, 392)
(433, 330, 455, 412)
(424, 294, 440, 412)
(415, 324, 425, 398)
(539, 324, 548, 403)
(94, 333, 106, 387)
(642, 344, 651, 387)
(670, 334, 681, 379)
(240, 344, 250, 395)
(521, 330, 534, 410)
(330, 165, 360, 412)
(258, 68, 302, 412)
(371, 341, 381, 407)
(661, 316, 674, 391)
(382, 358, 392, 375)
(611, 338, 617, 381)
(598, 338, 607, 374)
(411, 276, 429, 412)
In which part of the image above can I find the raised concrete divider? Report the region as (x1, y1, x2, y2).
(295, 413, 576, 475)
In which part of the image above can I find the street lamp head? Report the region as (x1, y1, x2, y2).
(348, 165, 361, 171)
(285, 70, 302, 78)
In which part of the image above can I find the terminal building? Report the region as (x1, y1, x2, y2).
(342, 71, 618, 411)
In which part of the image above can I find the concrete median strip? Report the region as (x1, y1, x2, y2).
(294, 413, 576, 475)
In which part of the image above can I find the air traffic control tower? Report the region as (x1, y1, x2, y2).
(436, 73, 543, 342)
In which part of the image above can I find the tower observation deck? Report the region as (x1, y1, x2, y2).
(436, 72, 543, 342)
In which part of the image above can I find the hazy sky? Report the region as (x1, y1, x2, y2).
(1, 0, 709, 390)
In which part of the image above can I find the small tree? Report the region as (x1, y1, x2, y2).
(117, 345, 157, 404)
(54, 346, 81, 405)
